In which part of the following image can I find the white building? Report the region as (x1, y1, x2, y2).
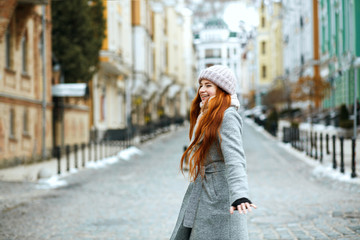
(194, 19, 243, 96)
(91, 0, 132, 141)
(282, 0, 314, 83)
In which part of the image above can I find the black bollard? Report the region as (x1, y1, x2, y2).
(326, 134, 330, 155)
(101, 141, 105, 159)
(88, 142, 92, 162)
(296, 128, 300, 150)
(320, 133, 323, 163)
(105, 140, 110, 157)
(310, 132, 313, 158)
(314, 132, 318, 160)
(56, 146, 61, 175)
(74, 144, 78, 169)
(94, 141, 98, 162)
(351, 138, 357, 178)
(282, 128, 286, 143)
(82, 143, 86, 167)
(102, 141, 105, 159)
(100, 141, 103, 160)
(305, 132, 309, 156)
(332, 136, 337, 169)
(66, 145, 70, 172)
(340, 137, 344, 173)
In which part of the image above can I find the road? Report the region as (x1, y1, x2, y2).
(1, 121, 360, 240)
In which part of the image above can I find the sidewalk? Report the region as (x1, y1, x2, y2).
(246, 118, 360, 191)
(0, 125, 186, 183)
(0, 143, 125, 182)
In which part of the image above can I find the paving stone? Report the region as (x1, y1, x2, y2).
(0, 123, 360, 239)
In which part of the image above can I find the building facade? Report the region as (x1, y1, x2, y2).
(240, 30, 258, 107)
(90, 0, 132, 141)
(194, 19, 243, 96)
(151, 0, 195, 123)
(0, 0, 52, 167)
(257, 1, 283, 93)
(320, 0, 360, 110)
(91, 0, 194, 141)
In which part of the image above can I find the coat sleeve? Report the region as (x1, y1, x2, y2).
(219, 108, 250, 204)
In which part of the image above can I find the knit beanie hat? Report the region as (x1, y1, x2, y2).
(198, 65, 236, 95)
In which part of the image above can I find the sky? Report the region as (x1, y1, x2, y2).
(223, 2, 259, 31)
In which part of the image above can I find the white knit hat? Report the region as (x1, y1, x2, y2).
(198, 65, 236, 95)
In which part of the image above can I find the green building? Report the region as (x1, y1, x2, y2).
(321, 0, 360, 109)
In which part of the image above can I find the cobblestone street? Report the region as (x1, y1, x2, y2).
(1, 121, 360, 240)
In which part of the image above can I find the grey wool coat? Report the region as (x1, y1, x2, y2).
(170, 107, 250, 240)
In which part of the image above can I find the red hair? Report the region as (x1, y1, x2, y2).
(180, 87, 231, 181)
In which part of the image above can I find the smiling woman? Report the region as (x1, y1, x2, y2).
(170, 65, 256, 240)
(198, 80, 217, 102)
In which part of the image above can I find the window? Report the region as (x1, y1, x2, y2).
(205, 49, 213, 58)
(10, 108, 15, 138)
(23, 109, 29, 134)
(21, 34, 28, 74)
(261, 41, 266, 54)
(261, 17, 265, 28)
(262, 65, 267, 78)
(101, 88, 106, 121)
(5, 27, 13, 69)
(205, 49, 221, 58)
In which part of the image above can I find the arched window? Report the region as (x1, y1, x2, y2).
(5, 27, 13, 69)
(261, 41, 266, 54)
(21, 33, 28, 74)
(262, 65, 267, 78)
(10, 108, 15, 138)
(23, 108, 29, 134)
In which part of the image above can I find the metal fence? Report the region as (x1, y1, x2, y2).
(283, 127, 357, 178)
(53, 116, 186, 175)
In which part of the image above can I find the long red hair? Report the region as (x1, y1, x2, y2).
(180, 87, 231, 181)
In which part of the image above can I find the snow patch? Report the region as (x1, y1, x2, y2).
(36, 175, 67, 189)
(117, 146, 143, 161)
(247, 118, 360, 186)
(313, 165, 360, 184)
(35, 147, 143, 188)
(87, 155, 119, 169)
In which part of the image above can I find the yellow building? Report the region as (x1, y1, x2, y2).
(90, 0, 132, 141)
(162, 2, 194, 119)
(257, 1, 283, 91)
(131, 0, 154, 127)
(0, 1, 53, 167)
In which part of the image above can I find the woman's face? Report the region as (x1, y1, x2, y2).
(199, 79, 217, 103)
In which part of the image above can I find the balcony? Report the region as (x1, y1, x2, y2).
(18, 0, 48, 4)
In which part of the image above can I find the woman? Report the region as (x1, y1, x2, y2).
(170, 65, 256, 240)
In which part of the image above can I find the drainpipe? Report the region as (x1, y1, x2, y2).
(41, 6, 47, 159)
(354, 67, 357, 138)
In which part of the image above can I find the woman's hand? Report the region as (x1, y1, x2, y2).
(230, 202, 257, 214)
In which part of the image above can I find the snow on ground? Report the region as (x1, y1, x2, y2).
(36, 146, 143, 189)
(245, 117, 360, 186)
(117, 146, 143, 161)
(36, 175, 68, 190)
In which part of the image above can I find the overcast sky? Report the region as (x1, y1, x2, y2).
(223, 2, 259, 31)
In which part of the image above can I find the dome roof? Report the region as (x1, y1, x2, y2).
(204, 18, 228, 29)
